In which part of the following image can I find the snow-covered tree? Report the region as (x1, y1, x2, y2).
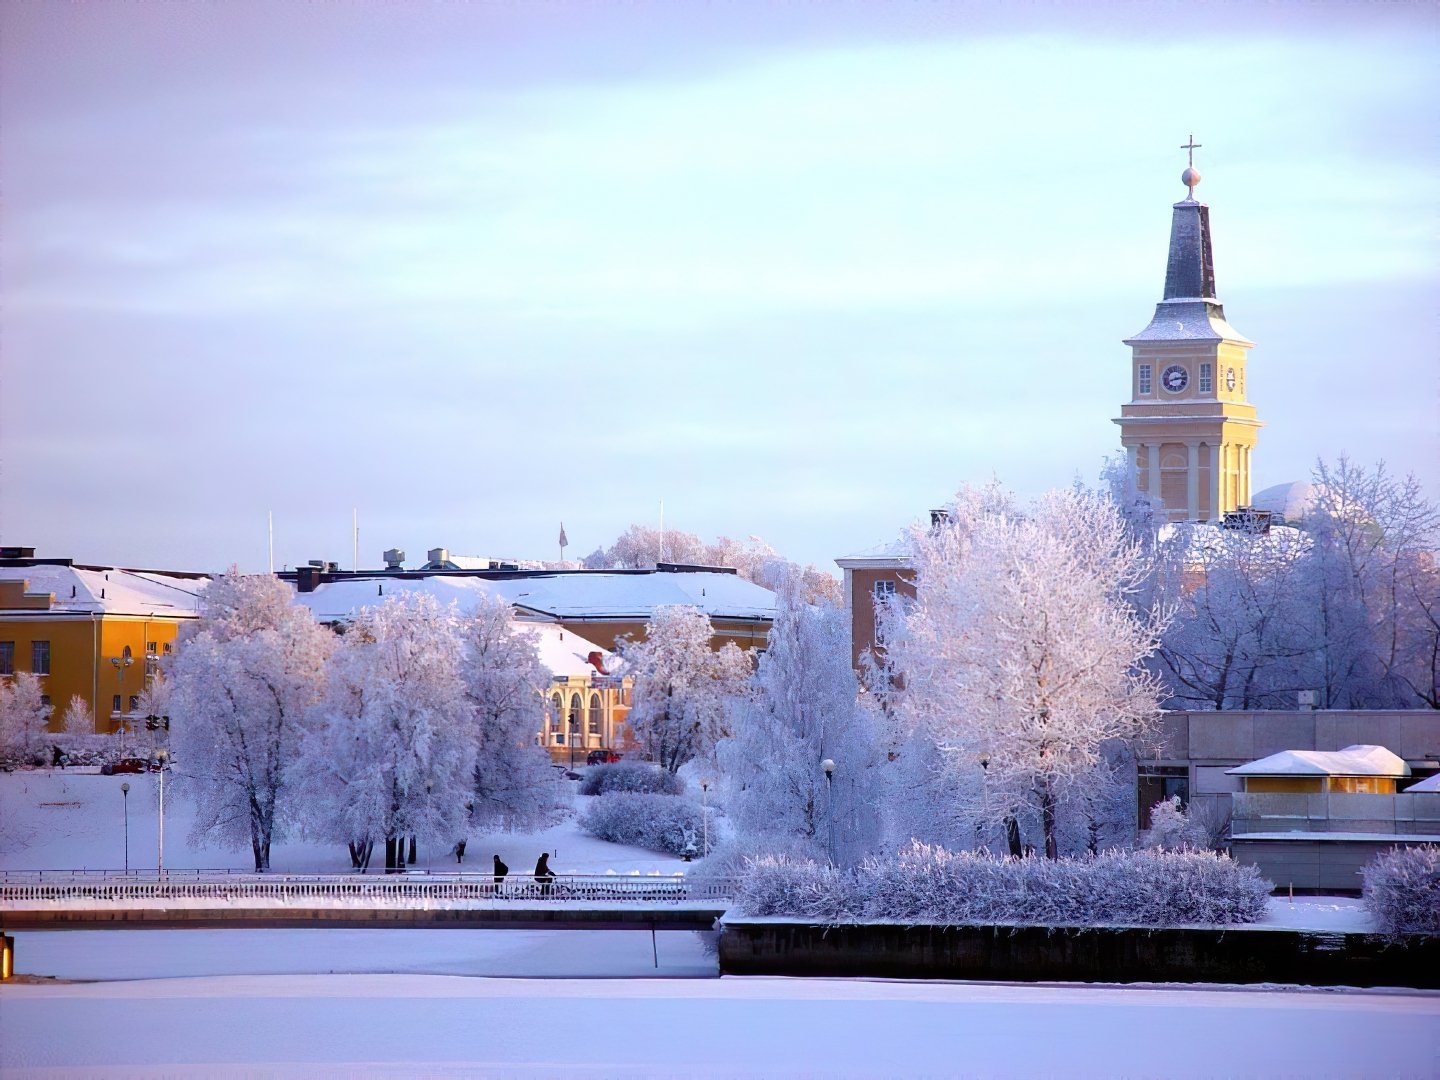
(0, 673, 53, 764)
(1155, 524, 1314, 710)
(618, 605, 751, 773)
(298, 593, 474, 872)
(168, 571, 334, 870)
(60, 695, 93, 740)
(1140, 796, 1209, 851)
(459, 597, 567, 832)
(883, 487, 1165, 859)
(717, 591, 882, 864)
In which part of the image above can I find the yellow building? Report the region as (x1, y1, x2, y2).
(0, 550, 206, 733)
(1115, 146, 1262, 522)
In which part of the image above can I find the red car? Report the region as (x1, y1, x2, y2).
(586, 750, 623, 766)
(102, 758, 148, 775)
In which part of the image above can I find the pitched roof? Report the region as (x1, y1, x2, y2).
(1403, 773, 1440, 793)
(1227, 744, 1410, 779)
(0, 564, 206, 619)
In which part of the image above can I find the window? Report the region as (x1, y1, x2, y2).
(1138, 364, 1152, 395)
(128, 695, 140, 713)
(569, 694, 582, 732)
(31, 640, 50, 675)
(1199, 363, 1213, 393)
(162, 643, 173, 655)
(0, 642, 12, 676)
(549, 693, 562, 732)
(588, 694, 602, 735)
(874, 580, 897, 600)
(112, 695, 122, 714)
(40, 695, 51, 709)
(146, 641, 158, 656)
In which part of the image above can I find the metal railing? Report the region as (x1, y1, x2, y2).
(0, 872, 737, 905)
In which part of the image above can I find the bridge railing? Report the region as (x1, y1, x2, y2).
(0, 872, 737, 905)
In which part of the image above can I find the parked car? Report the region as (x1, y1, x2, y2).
(102, 758, 149, 775)
(586, 750, 623, 766)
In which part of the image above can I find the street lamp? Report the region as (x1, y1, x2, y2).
(155, 749, 170, 876)
(821, 759, 836, 866)
(120, 781, 130, 872)
(700, 779, 710, 859)
(110, 653, 134, 753)
(425, 778, 434, 872)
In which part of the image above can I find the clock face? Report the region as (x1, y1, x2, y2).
(1161, 365, 1189, 393)
(1225, 367, 1237, 391)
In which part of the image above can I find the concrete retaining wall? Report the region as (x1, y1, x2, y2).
(717, 920, 1439, 988)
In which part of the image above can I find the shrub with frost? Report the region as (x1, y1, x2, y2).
(581, 760, 684, 797)
(734, 842, 1271, 928)
(1362, 846, 1440, 935)
(579, 792, 710, 855)
(1139, 796, 1209, 852)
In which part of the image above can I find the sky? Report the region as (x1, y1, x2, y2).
(2, 1, 1436, 574)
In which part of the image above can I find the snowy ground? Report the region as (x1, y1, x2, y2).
(0, 769, 685, 876)
(3, 965, 1436, 1078)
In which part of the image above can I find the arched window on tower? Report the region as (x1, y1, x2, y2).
(569, 694, 582, 739)
(588, 693, 602, 737)
(549, 693, 562, 734)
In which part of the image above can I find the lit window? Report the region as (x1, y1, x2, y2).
(1138, 364, 1152, 395)
(1199, 363, 1213, 393)
(31, 641, 50, 675)
(0, 642, 13, 676)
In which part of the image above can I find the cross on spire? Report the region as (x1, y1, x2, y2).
(1182, 134, 1202, 169)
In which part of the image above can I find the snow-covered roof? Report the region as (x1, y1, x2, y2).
(0, 564, 207, 619)
(290, 570, 776, 624)
(522, 623, 613, 679)
(835, 537, 914, 566)
(1250, 482, 1322, 526)
(1227, 745, 1410, 779)
(1403, 773, 1440, 793)
(1124, 299, 1253, 345)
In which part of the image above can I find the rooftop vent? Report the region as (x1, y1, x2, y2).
(427, 548, 449, 566)
(929, 509, 952, 529)
(383, 548, 405, 570)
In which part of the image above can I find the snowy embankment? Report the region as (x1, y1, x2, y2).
(0, 769, 684, 877)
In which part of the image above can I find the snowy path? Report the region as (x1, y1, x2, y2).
(4, 972, 1436, 1078)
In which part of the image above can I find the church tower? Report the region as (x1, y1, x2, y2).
(1116, 140, 1261, 523)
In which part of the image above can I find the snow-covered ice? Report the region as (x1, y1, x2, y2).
(3, 967, 1436, 1078)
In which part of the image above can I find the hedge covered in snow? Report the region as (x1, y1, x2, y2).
(580, 760, 684, 797)
(579, 792, 707, 855)
(734, 842, 1273, 928)
(1362, 846, 1440, 935)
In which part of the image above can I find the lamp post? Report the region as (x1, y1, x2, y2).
(120, 781, 130, 872)
(821, 759, 836, 866)
(425, 778, 434, 872)
(700, 779, 710, 859)
(110, 654, 134, 753)
(155, 749, 169, 876)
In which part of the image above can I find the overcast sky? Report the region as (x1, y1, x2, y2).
(2, 1, 1436, 574)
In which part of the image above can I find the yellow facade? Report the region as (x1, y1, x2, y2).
(0, 566, 200, 734)
(1239, 776, 1399, 795)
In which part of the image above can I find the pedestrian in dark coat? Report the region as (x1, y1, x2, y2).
(454, 840, 467, 864)
(493, 854, 509, 886)
(533, 852, 556, 895)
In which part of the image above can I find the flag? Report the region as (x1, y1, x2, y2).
(558, 522, 569, 549)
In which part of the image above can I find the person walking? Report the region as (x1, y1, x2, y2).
(533, 852, 555, 896)
(493, 854, 509, 887)
(454, 840, 467, 864)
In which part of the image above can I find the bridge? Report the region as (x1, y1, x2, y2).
(0, 870, 736, 933)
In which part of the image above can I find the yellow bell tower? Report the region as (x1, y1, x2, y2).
(1115, 138, 1261, 523)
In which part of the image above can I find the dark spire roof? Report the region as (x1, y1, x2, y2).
(1163, 200, 1217, 300)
